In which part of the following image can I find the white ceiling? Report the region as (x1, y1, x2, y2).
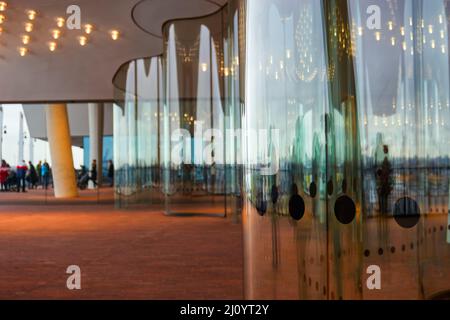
(0, 0, 226, 103)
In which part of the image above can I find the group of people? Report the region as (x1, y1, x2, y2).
(0, 159, 115, 193)
(0, 160, 51, 192)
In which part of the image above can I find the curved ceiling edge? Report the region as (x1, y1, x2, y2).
(112, 55, 163, 96)
(131, 0, 225, 38)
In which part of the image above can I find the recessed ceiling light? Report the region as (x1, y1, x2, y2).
(48, 41, 57, 52)
(24, 22, 33, 32)
(0, 2, 7, 12)
(18, 47, 28, 57)
(51, 29, 60, 39)
(78, 36, 87, 46)
(26, 10, 36, 20)
(56, 17, 65, 28)
(0, 14, 5, 24)
(110, 30, 119, 40)
(21, 35, 30, 45)
(84, 24, 93, 34)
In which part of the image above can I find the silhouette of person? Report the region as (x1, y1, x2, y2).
(376, 145, 393, 215)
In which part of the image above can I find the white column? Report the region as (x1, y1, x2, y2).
(88, 103, 104, 187)
(29, 138, 34, 164)
(18, 112, 24, 163)
(46, 104, 78, 198)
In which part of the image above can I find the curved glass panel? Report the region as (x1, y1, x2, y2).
(244, 0, 335, 300)
(349, 0, 450, 299)
(113, 56, 163, 207)
(243, 0, 450, 300)
(162, 9, 230, 216)
(224, 0, 245, 222)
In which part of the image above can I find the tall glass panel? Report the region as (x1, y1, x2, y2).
(243, 0, 450, 300)
(224, 0, 245, 222)
(113, 56, 163, 208)
(162, 9, 229, 216)
(349, 0, 450, 299)
(244, 0, 332, 299)
(324, 0, 363, 300)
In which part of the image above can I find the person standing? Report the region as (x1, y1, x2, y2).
(91, 159, 98, 187)
(16, 160, 28, 193)
(36, 160, 42, 187)
(27, 161, 38, 189)
(376, 145, 394, 215)
(107, 160, 114, 187)
(41, 161, 50, 190)
(0, 160, 9, 192)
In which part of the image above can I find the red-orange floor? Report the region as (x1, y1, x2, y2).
(0, 188, 243, 299)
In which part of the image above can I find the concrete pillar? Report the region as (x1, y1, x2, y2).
(18, 112, 24, 163)
(88, 103, 104, 187)
(45, 104, 78, 198)
(29, 138, 34, 164)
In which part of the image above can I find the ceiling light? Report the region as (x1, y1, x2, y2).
(26, 10, 36, 20)
(18, 47, 28, 57)
(0, 27, 3, 34)
(388, 21, 393, 30)
(84, 24, 93, 34)
(375, 31, 381, 41)
(0, 2, 6, 11)
(48, 41, 57, 52)
(21, 35, 30, 45)
(51, 29, 60, 39)
(56, 17, 65, 28)
(391, 37, 396, 46)
(78, 36, 87, 46)
(24, 22, 33, 32)
(0, 14, 5, 24)
(110, 30, 119, 40)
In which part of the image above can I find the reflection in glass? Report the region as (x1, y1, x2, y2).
(162, 8, 232, 217)
(349, 0, 450, 299)
(113, 56, 163, 207)
(243, 0, 450, 300)
(244, 0, 331, 299)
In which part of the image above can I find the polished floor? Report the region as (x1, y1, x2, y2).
(0, 189, 243, 299)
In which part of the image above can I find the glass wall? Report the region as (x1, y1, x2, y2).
(112, 0, 449, 300)
(161, 8, 231, 217)
(113, 3, 244, 220)
(113, 56, 163, 207)
(224, 0, 246, 222)
(349, 0, 450, 299)
(243, 0, 450, 300)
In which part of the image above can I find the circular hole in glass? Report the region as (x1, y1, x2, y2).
(393, 197, 420, 229)
(289, 194, 305, 221)
(334, 195, 356, 225)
